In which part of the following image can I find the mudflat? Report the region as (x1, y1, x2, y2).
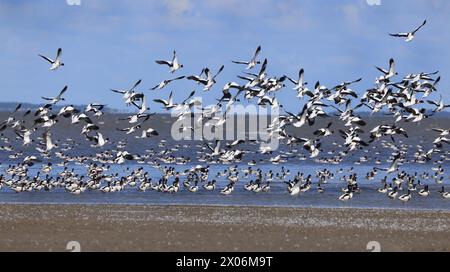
(0, 204, 449, 252)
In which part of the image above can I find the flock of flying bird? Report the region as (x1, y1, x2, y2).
(0, 19, 449, 202)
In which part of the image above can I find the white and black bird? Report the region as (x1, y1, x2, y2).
(232, 45, 261, 70)
(150, 76, 185, 91)
(389, 20, 427, 42)
(110, 80, 144, 106)
(313, 122, 333, 137)
(39, 48, 64, 70)
(399, 190, 412, 202)
(187, 65, 224, 91)
(153, 91, 176, 110)
(155, 50, 183, 73)
(41, 85, 68, 105)
(375, 58, 397, 81)
(286, 68, 309, 97)
(427, 95, 450, 112)
(140, 128, 159, 138)
(375, 153, 402, 174)
(85, 132, 108, 147)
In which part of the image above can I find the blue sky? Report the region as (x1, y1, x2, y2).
(1, 0, 449, 111)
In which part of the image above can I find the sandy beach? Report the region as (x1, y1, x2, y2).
(0, 204, 449, 252)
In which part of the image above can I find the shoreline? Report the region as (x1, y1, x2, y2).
(1, 201, 450, 212)
(1, 204, 449, 252)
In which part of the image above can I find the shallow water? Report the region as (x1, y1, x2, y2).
(1, 162, 449, 211)
(0, 114, 449, 210)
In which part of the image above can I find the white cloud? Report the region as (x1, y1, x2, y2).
(66, 0, 81, 6)
(163, 0, 192, 17)
(366, 0, 381, 6)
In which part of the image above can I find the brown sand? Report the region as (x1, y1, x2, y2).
(0, 204, 449, 252)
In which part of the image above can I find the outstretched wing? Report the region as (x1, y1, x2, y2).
(426, 100, 439, 107)
(155, 60, 171, 66)
(375, 66, 388, 74)
(56, 48, 62, 61)
(252, 45, 261, 61)
(285, 76, 297, 85)
(412, 20, 427, 34)
(110, 89, 126, 94)
(182, 91, 196, 104)
(58, 85, 68, 98)
(170, 75, 185, 82)
(14, 103, 22, 113)
(187, 76, 207, 85)
(130, 79, 142, 91)
(39, 54, 54, 64)
(232, 60, 249, 65)
(150, 83, 160, 90)
(153, 99, 168, 107)
(213, 65, 224, 80)
(389, 33, 408, 38)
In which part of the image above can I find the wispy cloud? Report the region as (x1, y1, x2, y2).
(163, 0, 192, 19)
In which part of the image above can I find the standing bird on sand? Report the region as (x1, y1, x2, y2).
(389, 20, 427, 42)
(39, 48, 64, 70)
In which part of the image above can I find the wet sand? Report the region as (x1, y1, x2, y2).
(0, 204, 449, 252)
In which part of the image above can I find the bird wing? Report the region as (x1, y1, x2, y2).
(130, 79, 142, 91)
(172, 50, 177, 62)
(232, 60, 249, 65)
(258, 59, 268, 76)
(375, 66, 388, 74)
(389, 58, 395, 73)
(170, 75, 185, 82)
(58, 85, 68, 98)
(14, 130, 24, 139)
(39, 54, 54, 63)
(116, 128, 130, 132)
(56, 48, 62, 61)
(346, 77, 362, 85)
(412, 20, 427, 34)
(298, 69, 305, 83)
(153, 99, 168, 107)
(432, 128, 444, 133)
(110, 89, 126, 94)
(187, 76, 207, 85)
(182, 91, 196, 104)
(213, 65, 225, 80)
(252, 45, 262, 61)
(389, 33, 408, 38)
(150, 83, 160, 90)
(237, 75, 254, 82)
(14, 103, 22, 113)
(285, 76, 297, 85)
(84, 133, 97, 143)
(155, 60, 171, 66)
(426, 100, 439, 106)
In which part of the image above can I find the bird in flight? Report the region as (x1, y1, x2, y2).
(155, 50, 183, 73)
(389, 20, 427, 42)
(39, 48, 64, 70)
(232, 45, 261, 70)
(41, 85, 68, 105)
